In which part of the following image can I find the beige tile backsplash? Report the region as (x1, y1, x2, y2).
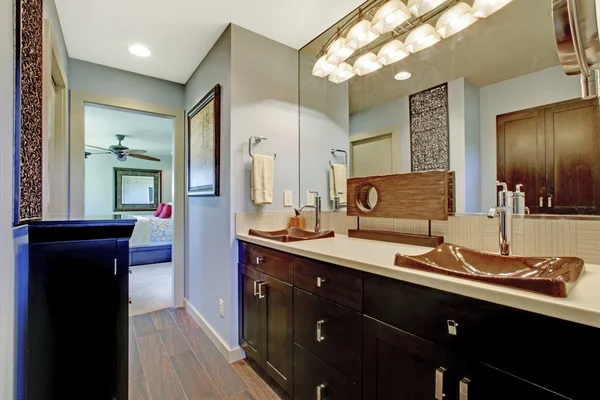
(236, 211, 600, 264)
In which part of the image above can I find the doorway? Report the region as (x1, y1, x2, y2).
(351, 133, 393, 178)
(70, 91, 186, 309)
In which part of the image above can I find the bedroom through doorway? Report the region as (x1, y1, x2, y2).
(83, 104, 175, 316)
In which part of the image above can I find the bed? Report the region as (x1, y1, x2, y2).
(129, 215, 172, 265)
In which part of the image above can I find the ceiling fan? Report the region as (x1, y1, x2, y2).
(85, 134, 161, 162)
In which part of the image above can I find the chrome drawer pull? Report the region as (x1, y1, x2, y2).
(539, 196, 544, 207)
(460, 377, 470, 400)
(253, 281, 261, 296)
(316, 383, 327, 400)
(317, 277, 326, 287)
(447, 320, 459, 336)
(256, 256, 265, 264)
(258, 282, 267, 299)
(316, 319, 325, 342)
(435, 367, 446, 400)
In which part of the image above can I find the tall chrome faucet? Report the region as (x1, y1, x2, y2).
(487, 181, 513, 256)
(300, 191, 321, 233)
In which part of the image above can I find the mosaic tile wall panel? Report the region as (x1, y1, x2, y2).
(409, 83, 449, 172)
(14, 0, 44, 224)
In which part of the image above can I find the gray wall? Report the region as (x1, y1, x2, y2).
(0, 0, 14, 396)
(69, 59, 185, 109)
(299, 50, 349, 210)
(184, 26, 234, 347)
(464, 79, 481, 213)
(184, 24, 299, 349)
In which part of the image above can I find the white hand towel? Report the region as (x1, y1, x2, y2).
(251, 155, 274, 205)
(329, 163, 347, 204)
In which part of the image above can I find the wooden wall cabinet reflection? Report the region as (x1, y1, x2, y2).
(497, 98, 600, 214)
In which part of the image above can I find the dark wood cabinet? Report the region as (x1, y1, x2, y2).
(14, 220, 135, 400)
(294, 344, 361, 400)
(497, 98, 600, 214)
(239, 260, 294, 395)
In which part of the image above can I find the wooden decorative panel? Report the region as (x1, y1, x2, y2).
(410, 83, 449, 172)
(14, 0, 44, 224)
(346, 171, 450, 221)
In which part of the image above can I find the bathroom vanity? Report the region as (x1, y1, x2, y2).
(238, 235, 600, 400)
(14, 219, 135, 400)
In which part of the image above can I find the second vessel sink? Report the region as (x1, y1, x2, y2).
(394, 243, 585, 297)
(249, 227, 335, 242)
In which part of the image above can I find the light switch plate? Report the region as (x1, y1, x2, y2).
(306, 191, 316, 206)
(284, 190, 293, 207)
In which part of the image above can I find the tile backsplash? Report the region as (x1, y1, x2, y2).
(236, 211, 600, 264)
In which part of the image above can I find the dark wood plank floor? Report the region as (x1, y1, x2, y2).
(130, 308, 282, 400)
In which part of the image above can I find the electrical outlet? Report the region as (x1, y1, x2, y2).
(219, 299, 224, 318)
(284, 190, 293, 207)
(306, 191, 316, 206)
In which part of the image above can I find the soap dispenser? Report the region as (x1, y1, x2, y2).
(513, 184, 530, 215)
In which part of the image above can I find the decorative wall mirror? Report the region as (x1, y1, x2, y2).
(114, 167, 162, 211)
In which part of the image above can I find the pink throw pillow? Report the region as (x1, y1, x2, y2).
(154, 203, 164, 217)
(159, 204, 172, 219)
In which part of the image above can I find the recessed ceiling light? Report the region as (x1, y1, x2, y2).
(128, 44, 151, 57)
(395, 71, 412, 80)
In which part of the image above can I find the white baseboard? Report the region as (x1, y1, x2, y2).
(183, 298, 245, 364)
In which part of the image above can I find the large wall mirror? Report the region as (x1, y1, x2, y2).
(299, 0, 600, 216)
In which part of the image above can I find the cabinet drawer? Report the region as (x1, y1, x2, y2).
(294, 257, 362, 311)
(294, 344, 361, 400)
(363, 273, 596, 399)
(294, 288, 362, 384)
(239, 242, 293, 283)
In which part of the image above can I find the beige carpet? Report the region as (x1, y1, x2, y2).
(129, 262, 173, 316)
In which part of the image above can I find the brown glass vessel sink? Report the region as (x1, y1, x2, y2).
(394, 243, 585, 298)
(249, 227, 335, 243)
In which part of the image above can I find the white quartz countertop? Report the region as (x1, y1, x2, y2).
(236, 233, 600, 329)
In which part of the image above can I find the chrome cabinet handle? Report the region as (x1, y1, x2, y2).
(435, 367, 446, 400)
(256, 256, 265, 264)
(258, 282, 267, 299)
(253, 281, 261, 296)
(460, 378, 471, 400)
(316, 319, 325, 342)
(539, 196, 544, 207)
(317, 277, 326, 287)
(548, 194, 553, 208)
(316, 383, 327, 400)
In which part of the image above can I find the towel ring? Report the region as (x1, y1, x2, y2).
(329, 148, 347, 167)
(249, 136, 276, 159)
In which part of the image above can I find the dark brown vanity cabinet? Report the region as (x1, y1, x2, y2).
(239, 241, 597, 399)
(239, 244, 294, 395)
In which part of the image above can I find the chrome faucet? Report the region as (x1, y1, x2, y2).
(333, 192, 346, 212)
(487, 181, 513, 256)
(300, 191, 321, 233)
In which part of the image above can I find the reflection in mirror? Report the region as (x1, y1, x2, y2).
(114, 167, 161, 211)
(121, 175, 155, 205)
(299, 0, 600, 215)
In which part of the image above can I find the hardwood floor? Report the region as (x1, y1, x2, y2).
(130, 308, 282, 400)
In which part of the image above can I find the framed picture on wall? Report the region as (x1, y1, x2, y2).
(187, 84, 221, 196)
(114, 168, 162, 211)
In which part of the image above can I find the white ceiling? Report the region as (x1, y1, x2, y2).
(55, 0, 365, 83)
(85, 104, 173, 158)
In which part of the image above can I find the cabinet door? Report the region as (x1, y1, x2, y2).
(497, 109, 546, 214)
(239, 264, 263, 365)
(545, 99, 600, 214)
(466, 363, 569, 400)
(260, 273, 294, 395)
(363, 316, 457, 400)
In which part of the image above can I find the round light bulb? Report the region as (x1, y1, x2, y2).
(394, 71, 412, 80)
(128, 44, 151, 57)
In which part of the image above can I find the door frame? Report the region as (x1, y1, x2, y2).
(350, 131, 395, 178)
(69, 91, 186, 308)
(42, 19, 68, 219)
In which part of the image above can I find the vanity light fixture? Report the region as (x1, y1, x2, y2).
(353, 52, 383, 76)
(312, 55, 338, 77)
(371, 0, 412, 34)
(472, 0, 513, 18)
(404, 24, 441, 53)
(346, 19, 380, 49)
(378, 40, 410, 65)
(436, 3, 478, 39)
(128, 44, 151, 57)
(394, 71, 412, 80)
(326, 37, 356, 64)
(407, 0, 451, 17)
(328, 62, 356, 84)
